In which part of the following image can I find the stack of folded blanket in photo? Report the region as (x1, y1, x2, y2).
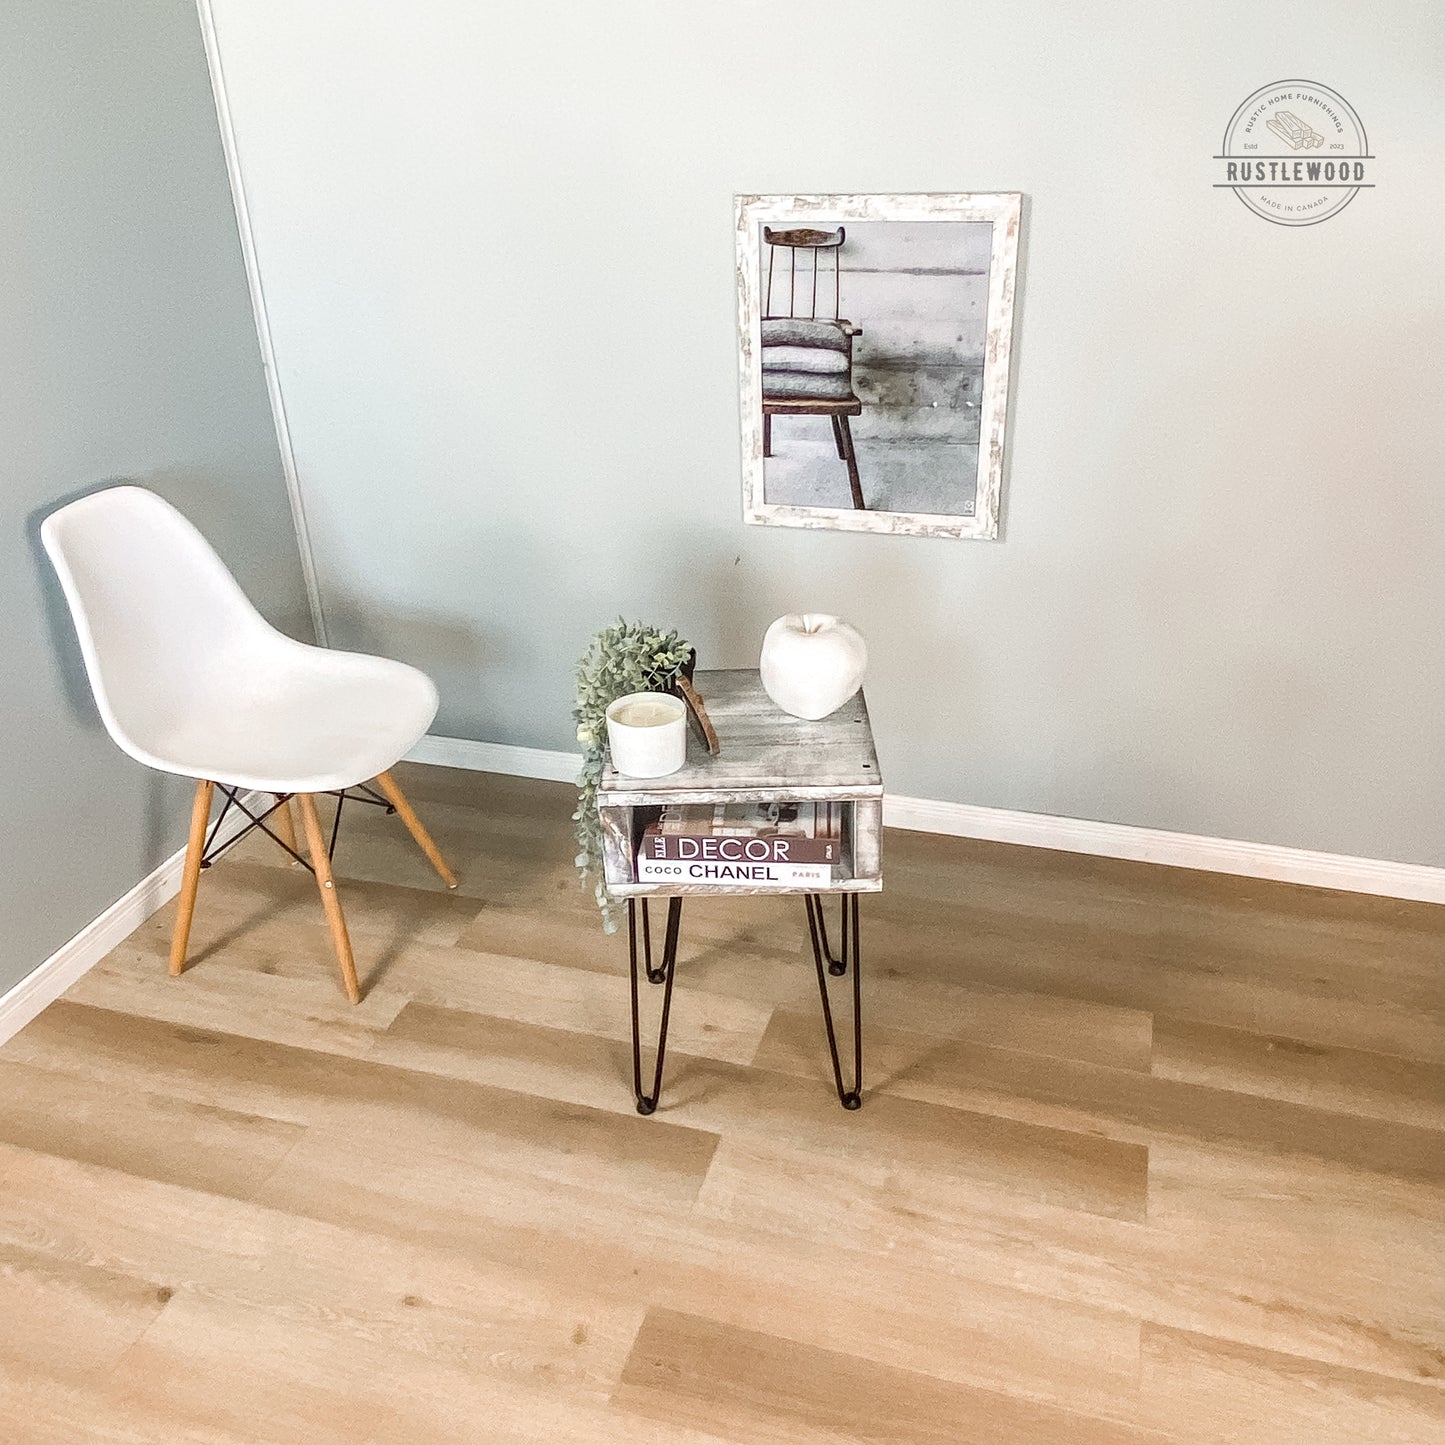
(761, 317, 856, 402)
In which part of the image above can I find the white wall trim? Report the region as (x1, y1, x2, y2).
(883, 793, 1445, 905)
(408, 735, 1445, 905)
(406, 733, 582, 784)
(0, 793, 265, 1048)
(195, 0, 328, 646)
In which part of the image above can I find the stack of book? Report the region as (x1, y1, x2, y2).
(636, 802, 842, 888)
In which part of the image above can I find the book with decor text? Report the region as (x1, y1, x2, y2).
(638, 802, 842, 880)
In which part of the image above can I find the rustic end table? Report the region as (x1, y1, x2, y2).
(597, 669, 883, 1114)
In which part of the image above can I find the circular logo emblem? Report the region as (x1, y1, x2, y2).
(1218, 80, 1371, 226)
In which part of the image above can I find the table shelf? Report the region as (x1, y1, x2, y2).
(602, 794, 881, 898)
(597, 670, 883, 898)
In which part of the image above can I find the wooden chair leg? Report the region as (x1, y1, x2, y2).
(273, 794, 299, 855)
(763, 412, 773, 457)
(169, 780, 214, 977)
(374, 770, 458, 889)
(837, 415, 866, 509)
(296, 793, 362, 1004)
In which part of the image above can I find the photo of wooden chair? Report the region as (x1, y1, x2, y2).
(761, 226, 867, 510)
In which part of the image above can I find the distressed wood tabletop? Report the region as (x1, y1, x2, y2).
(598, 669, 883, 807)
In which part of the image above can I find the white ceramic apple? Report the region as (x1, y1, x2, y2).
(759, 614, 868, 721)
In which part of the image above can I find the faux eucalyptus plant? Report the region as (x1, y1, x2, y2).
(573, 620, 692, 930)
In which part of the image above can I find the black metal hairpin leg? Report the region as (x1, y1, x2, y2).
(629, 897, 683, 1115)
(805, 892, 863, 1109)
(810, 892, 850, 976)
(640, 898, 667, 985)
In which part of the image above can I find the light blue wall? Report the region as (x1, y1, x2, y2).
(0, 0, 311, 995)
(207, 3, 1445, 868)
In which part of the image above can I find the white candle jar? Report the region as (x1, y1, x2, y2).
(605, 691, 687, 778)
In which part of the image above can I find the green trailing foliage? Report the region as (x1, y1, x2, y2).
(573, 620, 692, 931)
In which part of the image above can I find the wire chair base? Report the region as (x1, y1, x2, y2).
(198, 784, 396, 874)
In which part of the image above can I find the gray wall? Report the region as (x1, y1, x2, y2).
(210, 0, 1444, 867)
(1, 0, 310, 995)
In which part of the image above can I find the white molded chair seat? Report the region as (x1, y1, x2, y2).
(42, 485, 457, 1003)
(126, 642, 438, 795)
(42, 486, 438, 791)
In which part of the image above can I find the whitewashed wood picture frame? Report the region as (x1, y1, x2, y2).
(736, 192, 1021, 539)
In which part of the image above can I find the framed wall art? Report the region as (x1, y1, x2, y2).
(735, 192, 1021, 539)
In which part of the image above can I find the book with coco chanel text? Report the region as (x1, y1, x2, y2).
(635, 802, 842, 886)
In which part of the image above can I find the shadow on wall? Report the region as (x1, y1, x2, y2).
(659, 534, 975, 764)
(321, 589, 490, 676)
(153, 466, 316, 644)
(319, 585, 493, 738)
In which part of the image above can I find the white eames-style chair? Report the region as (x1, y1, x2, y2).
(42, 486, 457, 1003)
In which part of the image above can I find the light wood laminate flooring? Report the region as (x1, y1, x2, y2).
(1, 766, 1441, 1443)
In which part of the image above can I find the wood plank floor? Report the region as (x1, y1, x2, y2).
(1, 764, 1441, 1443)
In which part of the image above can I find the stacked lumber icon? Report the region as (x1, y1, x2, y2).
(1267, 110, 1324, 150)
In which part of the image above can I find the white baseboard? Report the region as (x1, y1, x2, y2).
(883, 794, 1445, 905)
(406, 733, 581, 784)
(408, 735, 1445, 906)
(0, 792, 266, 1047)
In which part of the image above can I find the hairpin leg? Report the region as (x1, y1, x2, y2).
(630, 897, 682, 1115)
(640, 898, 667, 984)
(805, 892, 863, 1109)
(808, 892, 849, 976)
